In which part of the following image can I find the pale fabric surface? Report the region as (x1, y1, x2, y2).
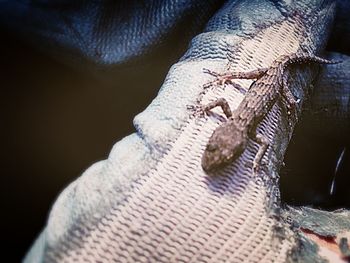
(22, 0, 350, 262)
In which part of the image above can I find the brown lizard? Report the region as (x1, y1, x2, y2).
(197, 53, 339, 173)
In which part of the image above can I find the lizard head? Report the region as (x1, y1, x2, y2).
(201, 121, 247, 173)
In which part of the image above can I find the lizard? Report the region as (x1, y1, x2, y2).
(195, 52, 339, 173)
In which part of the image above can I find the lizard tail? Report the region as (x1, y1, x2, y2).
(284, 53, 342, 66)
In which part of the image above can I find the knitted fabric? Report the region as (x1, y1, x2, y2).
(23, 1, 348, 262)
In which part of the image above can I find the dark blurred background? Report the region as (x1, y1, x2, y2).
(1, 1, 350, 261)
(0, 1, 228, 260)
(0, 27, 177, 261)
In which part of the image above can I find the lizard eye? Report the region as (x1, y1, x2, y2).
(206, 144, 218, 152)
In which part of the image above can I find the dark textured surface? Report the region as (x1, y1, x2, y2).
(327, 0, 350, 55)
(0, 0, 225, 71)
(305, 52, 350, 140)
(281, 53, 350, 209)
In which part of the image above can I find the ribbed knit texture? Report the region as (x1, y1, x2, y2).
(24, 1, 339, 262)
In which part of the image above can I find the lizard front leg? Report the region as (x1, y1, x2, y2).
(249, 129, 270, 173)
(203, 67, 268, 93)
(188, 97, 233, 119)
(202, 98, 233, 118)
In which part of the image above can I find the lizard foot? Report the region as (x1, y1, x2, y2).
(202, 68, 228, 89)
(253, 160, 268, 175)
(243, 160, 268, 175)
(187, 104, 208, 119)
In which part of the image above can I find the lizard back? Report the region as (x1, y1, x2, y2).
(231, 53, 336, 133)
